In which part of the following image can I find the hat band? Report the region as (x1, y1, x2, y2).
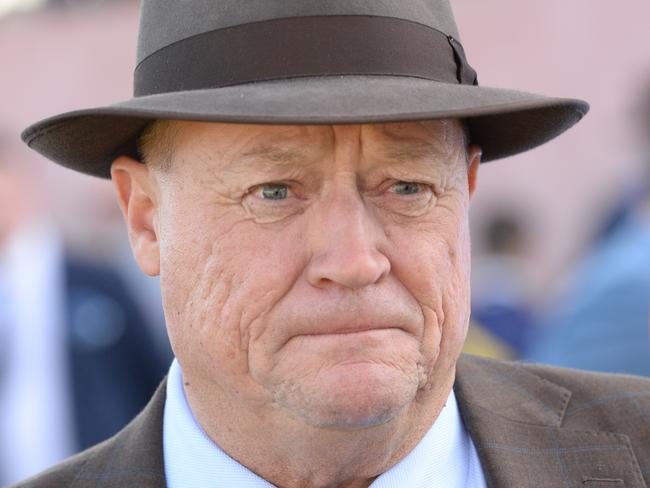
(134, 15, 478, 97)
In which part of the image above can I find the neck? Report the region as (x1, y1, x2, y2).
(184, 371, 455, 488)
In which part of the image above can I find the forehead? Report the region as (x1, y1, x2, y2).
(146, 119, 467, 176)
(172, 119, 462, 149)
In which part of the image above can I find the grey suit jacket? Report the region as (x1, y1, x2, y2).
(12, 355, 650, 487)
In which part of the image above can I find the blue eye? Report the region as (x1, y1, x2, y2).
(391, 182, 421, 195)
(260, 184, 289, 200)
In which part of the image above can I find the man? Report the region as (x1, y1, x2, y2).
(15, 0, 650, 486)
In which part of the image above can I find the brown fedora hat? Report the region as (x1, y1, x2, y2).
(22, 0, 588, 179)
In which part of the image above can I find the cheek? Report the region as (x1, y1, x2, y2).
(158, 204, 308, 387)
(385, 200, 471, 368)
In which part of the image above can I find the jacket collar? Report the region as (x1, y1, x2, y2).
(455, 354, 646, 487)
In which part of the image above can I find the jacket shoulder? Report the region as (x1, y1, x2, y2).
(9, 380, 167, 488)
(518, 359, 650, 395)
(515, 359, 650, 428)
(460, 354, 650, 417)
(460, 353, 650, 400)
(9, 439, 114, 487)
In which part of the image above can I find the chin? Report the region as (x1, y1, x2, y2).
(274, 361, 420, 430)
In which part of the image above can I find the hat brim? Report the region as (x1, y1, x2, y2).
(22, 76, 588, 178)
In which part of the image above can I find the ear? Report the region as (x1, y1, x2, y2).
(111, 156, 160, 276)
(466, 145, 482, 199)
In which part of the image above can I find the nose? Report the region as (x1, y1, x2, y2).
(306, 184, 391, 290)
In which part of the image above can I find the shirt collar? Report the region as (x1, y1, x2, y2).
(163, 358, 485, 487)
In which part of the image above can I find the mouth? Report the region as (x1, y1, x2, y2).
(301, 326, 403, 337)
(281, 327, 413, 362)
(271, 320, 415, 355)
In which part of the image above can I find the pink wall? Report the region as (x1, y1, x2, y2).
(454, 0, 650, 292)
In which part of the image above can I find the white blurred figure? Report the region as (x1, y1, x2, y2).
(0, 134, 76, 484)
(0, 133, 169, 485)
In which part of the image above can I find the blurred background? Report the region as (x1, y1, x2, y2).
(0, 0, 649, 484)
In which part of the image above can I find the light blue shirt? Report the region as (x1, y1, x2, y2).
(164, 359, 487, 487)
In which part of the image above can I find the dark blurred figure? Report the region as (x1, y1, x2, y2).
(0, 134, 169, 485)
(471, 210, 535, 357)
(525, 87, 650, 376)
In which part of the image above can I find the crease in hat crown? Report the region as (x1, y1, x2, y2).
(21, 0, 589, 179)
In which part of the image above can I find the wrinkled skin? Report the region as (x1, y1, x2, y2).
(112, 120, 480, 488)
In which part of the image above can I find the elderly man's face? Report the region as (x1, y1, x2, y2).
(113, 120, 479, 430)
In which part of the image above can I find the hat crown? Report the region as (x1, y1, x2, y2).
(22, 0, 588, 179)
(137, 0, 461, 65)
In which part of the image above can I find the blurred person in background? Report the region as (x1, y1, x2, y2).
(525, 85, 650, 376)
(470, 210, 535, 357)
(0, 133, 169, 485)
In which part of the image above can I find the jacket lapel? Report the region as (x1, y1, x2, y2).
(455, 355, 646, 487)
